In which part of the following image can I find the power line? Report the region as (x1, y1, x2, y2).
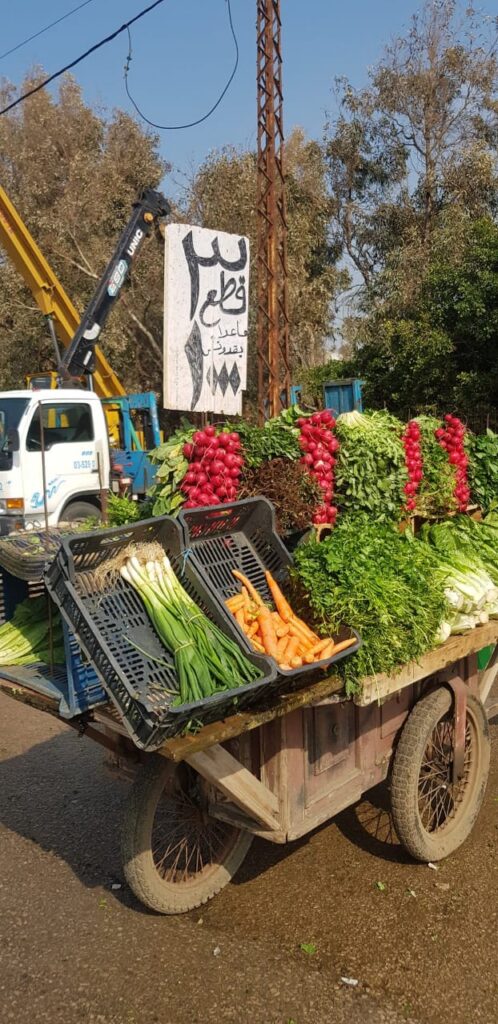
(0, 0, 97, 62)
(124, 0, 239, 130)
(0, 0, 166, 117)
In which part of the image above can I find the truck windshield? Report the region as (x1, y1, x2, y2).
(0, 398, 28, 451)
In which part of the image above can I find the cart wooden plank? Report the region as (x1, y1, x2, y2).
(185, 744, 281, 830)
(158, 673, 345, 761)
(355, 620, 498, 706)
(0, 678, 60, 716)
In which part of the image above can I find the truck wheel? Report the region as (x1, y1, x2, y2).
(60, 501, 100, 524)
(122, 755, 253, 914)
(391, 688, 490, 862)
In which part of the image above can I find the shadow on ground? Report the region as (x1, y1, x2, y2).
(0, 725, 412, 906)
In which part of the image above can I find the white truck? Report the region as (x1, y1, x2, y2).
(0, 389, 111, 532)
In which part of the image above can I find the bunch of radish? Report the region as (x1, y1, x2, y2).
(297, 410, 339, 526)
(402, 419, 423, 513)
(181, 427, 244, 508)
(435, 415, 470, 512)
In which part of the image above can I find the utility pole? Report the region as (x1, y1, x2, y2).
(256, 0, 291, 423)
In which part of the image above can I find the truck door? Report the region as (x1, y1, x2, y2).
(22, 400, 100, 521)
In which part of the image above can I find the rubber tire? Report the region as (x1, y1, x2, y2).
(122, 755, 253, 915)
(60, 500, 101, 523)
(391, 688, 490, 862)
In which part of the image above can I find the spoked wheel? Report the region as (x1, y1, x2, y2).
(391, 688, 490, 862)
(122, 755, 253, 914)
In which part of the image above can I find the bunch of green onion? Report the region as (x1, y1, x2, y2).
(120, 554, 262, 705)
(0, 596, 64, 666)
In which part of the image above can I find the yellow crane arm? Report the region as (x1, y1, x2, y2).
(0, 186, 125, 398)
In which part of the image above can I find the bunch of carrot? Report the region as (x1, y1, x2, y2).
(225, 568, 356, 671)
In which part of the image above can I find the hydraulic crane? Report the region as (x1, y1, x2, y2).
(0, 186, 170, 502)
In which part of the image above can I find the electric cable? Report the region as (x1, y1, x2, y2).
(0, 0, 166, 117)
(0, 1, 97, 62)
(123, 0, 239, 130)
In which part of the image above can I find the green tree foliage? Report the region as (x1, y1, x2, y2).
(323, 0, 498, 416)
(325, 0, 497, 289)
(0, 72, 168, 392)
(356, 217, 498, 417)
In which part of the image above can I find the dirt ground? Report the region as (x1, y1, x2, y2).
(0, 692, 497, 1024)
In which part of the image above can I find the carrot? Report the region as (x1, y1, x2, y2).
(264, 570, 293, 621)
(276, 635, 288, 659)
(251, 638, 265, 653)
(284, 635, 300, 663)
(290, 655, 303, 668)
(329, 636, 357, 656)
(226, 595, 245, 612)
(291, 615, 318, 642)
(247, 621, 259, 639)
(316, 640, 335, 660)
(288, 621, 315, 648)
(308, 637, 333, 658)
(275, 622, 290, 638)
(280, 663, 291, 671)
(257, 607, 279, 659)
(232, 570, 264, 606)
(241, 586, 251, 610)
(235, 608, 246, 629)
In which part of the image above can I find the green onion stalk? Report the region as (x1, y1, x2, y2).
(0, 597, 64, 666)
(120, 556, 262, 706)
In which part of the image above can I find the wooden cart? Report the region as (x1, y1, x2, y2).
(2, 622, 497, 915)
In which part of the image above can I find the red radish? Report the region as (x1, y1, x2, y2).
(299, 413, 340, 526)
(436, 414, 469, 511)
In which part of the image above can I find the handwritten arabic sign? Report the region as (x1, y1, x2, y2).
(163, 224, 249, 415)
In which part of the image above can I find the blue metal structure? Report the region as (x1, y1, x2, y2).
(290, 378, 363, 416)
(323, 378, 363, 416)
(103, 391, 161, 496)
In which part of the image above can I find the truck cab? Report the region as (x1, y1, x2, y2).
(0, 389, 110, 533)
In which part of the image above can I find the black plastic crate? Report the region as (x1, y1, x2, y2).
(44, 516, 275, 750)
(179, 498, 361, 681)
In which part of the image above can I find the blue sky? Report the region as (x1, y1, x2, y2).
(1, 0, 496, 193)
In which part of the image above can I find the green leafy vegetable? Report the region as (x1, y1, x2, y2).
(106, 493, 153, 526)
(292, 516, 447, 693)
(467, 429, 498, 513)
(148, 421, 195, 516)
(334, 411, 407, 523)
(234, 409, 301, 468)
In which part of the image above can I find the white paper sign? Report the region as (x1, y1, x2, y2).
(163, 224, 249, 414)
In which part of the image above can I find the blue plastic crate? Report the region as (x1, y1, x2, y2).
(59, 624, 107, 717)
(0, 570, 106, 718)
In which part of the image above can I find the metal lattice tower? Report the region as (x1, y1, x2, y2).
(256, 0, 290, 422)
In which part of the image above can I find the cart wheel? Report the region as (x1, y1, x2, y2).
(391, 687, 490, 862)
(121, 755, 253, 914)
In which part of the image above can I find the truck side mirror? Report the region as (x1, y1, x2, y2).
(7, 427, 20, 453)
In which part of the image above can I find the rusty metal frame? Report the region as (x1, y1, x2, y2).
(444, 676, 468, 784)
(256, 0, 291, 422)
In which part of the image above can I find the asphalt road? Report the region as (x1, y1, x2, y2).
(0, 693, 497, 1024)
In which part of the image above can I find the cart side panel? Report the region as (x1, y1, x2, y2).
(258, 688, 420, 841)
